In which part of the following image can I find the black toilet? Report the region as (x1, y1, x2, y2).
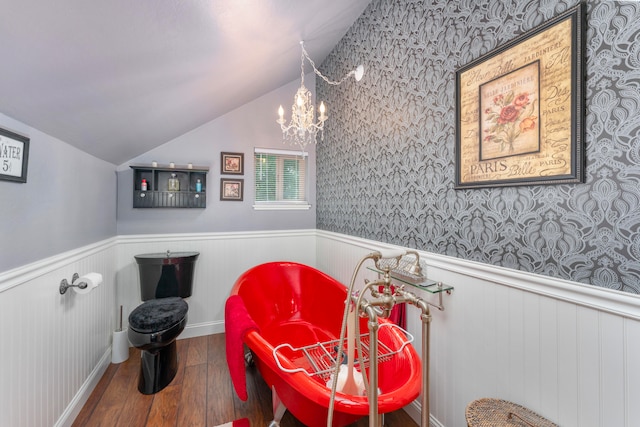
(128, 251, 199, 394)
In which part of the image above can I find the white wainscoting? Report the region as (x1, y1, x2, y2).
(116, 230, 317, 338)
(0, 238, 117, 427)
(316, 230, 640, 427)
(5, 229, 638, 427)
(0, 230, 316, 427)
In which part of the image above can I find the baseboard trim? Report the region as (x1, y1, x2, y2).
(56, 322, 224, 427)
(403, 400, 444, 427)
(55, 348, 112, 427)
(403, 401, 421, 425)
(181, 320, 225, 340)
(429, 414, 446, 427)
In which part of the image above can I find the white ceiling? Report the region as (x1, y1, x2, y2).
(0, 0, 371, 165)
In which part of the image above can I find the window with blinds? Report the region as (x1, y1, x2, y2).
(254, 148, 308, 207)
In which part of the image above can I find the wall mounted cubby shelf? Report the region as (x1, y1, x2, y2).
(131, 164, 209, 208)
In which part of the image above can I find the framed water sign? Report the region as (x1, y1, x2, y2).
(0, 127, 30, 183)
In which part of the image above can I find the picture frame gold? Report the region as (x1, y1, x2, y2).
(220, 178, 243, 201)
(455, 3, 585, 189)
(221, 152, 244, 175)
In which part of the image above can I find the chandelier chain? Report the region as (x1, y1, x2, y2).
(301, 42, 355, 86)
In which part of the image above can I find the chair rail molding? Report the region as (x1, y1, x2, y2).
(316, 230, 640, 321)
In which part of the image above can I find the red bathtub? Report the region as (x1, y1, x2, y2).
(229, 261, 421, 427)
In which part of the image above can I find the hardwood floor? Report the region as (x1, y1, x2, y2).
(73, 334, 418, 427)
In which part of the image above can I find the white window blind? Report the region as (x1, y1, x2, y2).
(254, 148, 308, 206)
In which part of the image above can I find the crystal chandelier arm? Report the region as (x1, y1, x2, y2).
(277, 41, 353, 152)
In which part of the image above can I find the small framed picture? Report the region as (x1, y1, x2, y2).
(221, 152, 244, 175)
(0, 127, 30, 183)
(220, 178, 243, 201)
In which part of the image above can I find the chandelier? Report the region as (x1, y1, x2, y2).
(277, 41, 364, 152)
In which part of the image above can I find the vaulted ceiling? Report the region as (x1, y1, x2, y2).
(0, 0, 371, 165)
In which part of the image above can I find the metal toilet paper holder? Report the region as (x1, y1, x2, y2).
(59, 273, 87, 295)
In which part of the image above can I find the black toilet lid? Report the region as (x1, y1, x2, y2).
(129, 297, 188, 333)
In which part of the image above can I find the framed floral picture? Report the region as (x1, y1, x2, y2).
(455, 3, 585, 189)
(221, 152, 244, 175)
(220, 178, 243, 201)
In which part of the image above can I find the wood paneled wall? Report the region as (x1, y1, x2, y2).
(316, 230, 640, 427)
(115, 230, 317, 337)
(0, 230, 316, 427)
(0, 239, 117, 427)
(4, 229, 638, 427)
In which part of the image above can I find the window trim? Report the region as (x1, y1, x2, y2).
(253, 148, 311, 211)
(252, 202, 311, 211)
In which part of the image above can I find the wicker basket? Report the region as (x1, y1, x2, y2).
(466, 398, 559, 427)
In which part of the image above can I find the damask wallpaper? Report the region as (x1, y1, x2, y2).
(316, 0, 640, 294)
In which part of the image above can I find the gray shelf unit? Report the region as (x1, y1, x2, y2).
(131, 164, 209, 208)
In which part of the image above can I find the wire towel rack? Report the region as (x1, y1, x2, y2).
(273, 323, 414, 382)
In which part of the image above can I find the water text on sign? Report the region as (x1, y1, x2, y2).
(0, 136, 25, 177)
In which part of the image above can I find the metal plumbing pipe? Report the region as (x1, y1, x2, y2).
(327, 252, 381, 427)
(397, 289, 432, 427)
(359, 257, 435, 427)
(362, 303, 380, 427)
(328, 250, 427, 427)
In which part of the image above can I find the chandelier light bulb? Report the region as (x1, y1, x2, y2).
(354, 65, 364, 82)
(319, 102, 325, 114)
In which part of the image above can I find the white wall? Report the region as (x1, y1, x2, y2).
(115, 230, 317, 337)
(0, 230, 316, 427)
(115, 75, 317, 235)
(0, 113, 117, 272)
(4, 229, 639, 427)
(0, 73, 320, 427)
(0, 239, 116, 427)
(0, 112, 117, 426)
(316, 230, 640, 427)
